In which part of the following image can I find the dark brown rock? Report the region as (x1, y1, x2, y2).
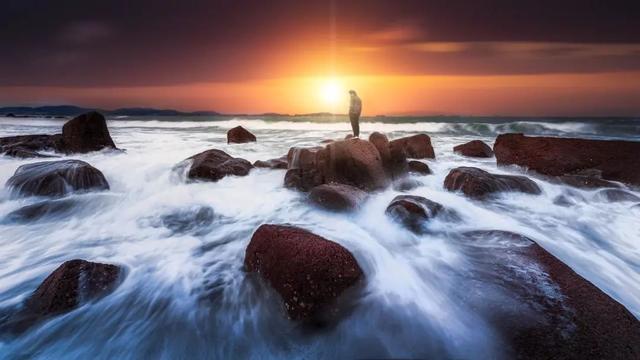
(370, 132, 408, 179)
(227, 126, 257, 144)
(253, 156, 288, 169)
(389, 134, 435, 159)
(6, 160, 110, 198)
(61, 111, 117, 153)
(460, 230, 640, 359)
(287, 146, 324, 170)
(454, 140, 494, 158)
(309, 183, 368, 211)
(284, 168, 324, 192)
(494, 133, 640, 187)
(244, 224, 364, 322)
(386, 195, 445, 232)
(408, 160, 431, 175)
(444, 167, 541, 199)
(556, 174, 621, 189)
(5, 260, 123, 333)
(322, 138, 389, 191)
(179, 149, 253, 182)
(0, 134, 63, 157)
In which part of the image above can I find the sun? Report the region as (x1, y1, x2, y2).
(319, 79, 345, 106)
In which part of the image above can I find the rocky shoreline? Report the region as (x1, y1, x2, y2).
(1, 112, 639, 357)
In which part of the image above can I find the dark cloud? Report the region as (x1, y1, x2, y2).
(1, 0, 639, 86)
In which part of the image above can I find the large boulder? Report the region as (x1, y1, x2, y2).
(6, 160, 110, 198)
(460, 230, 640, 359)
(385, 195, 447, 232)
(369, 132, 408, 179)
(322, 138, 389, 191)
(227, 126, 257, 144)
(178, 149, 253, 182)
(444, 167, 541, 199)
(5, 260, 123, 333)
(494, 133, 640, 187)
(454, 140, 494, 158)
(244, 225, 363, 322)
(284, 139, 391, 192)
(61, 111, 117, 153)
(309, 183, 368, 212)
(389, 134, 435, 159)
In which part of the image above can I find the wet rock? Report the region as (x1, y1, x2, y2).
(0, 134, 63, 157)
(179, 149, 253, 182)
(5, 260, 123, 333)
(244, 224, 363, 322)
(556, 174, 621, 189)
(287, 146, 324, 170)
(6, 113, 15, 117)
(385, 195, 447, 232)
(3, 147, 56, 159)
(284, 168, 324, 192)
(160, 206, 215, 235)
(61, 111, 117, 153)
(392, 178, 423, 192)
(4, 198, 78, 223)
(309, 183, 368, 212)
(494, 133, 640, 187)
(369, 132, 408, 179)
(444, 167, 541, 199)
(323, 138, 389, 191)
(459, 230, 640, 359)
(596, 189, 640, 203)
(389, 134, 435, 159)
(253, 156, 287, 169)
(453, 140, 494, 158)
(408, 160, 431, 175)
(227, 126, 257, 144)
(6, 160, 110, 198)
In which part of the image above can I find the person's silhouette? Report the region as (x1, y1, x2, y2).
(348, 90, 362, 137)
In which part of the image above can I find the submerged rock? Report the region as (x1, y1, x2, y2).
(494, 133, 640, 187)
(385, 195, 456, 232)
(0, 134, 63, 156)
(555, 174, 621, 189)
(444, 167, 541, 199)
(407, 160, 431, 175)
(244, 224, 363, 322)
(227, 126, 257, 144)
(389, 134, 435, 159)
(459, 230, 640, 359)
(4, 198, 79, 223)
(453, 140, 494, 158)
(392, 178, 423, 192)
(596, 189, 640, 203)
(309, 183, 368, 212)
(160, 206, 215, 235)
(178, 149, 253, 182)
(4, 260, 123, 333)
(6, 160, 110, 198)
(61, 111, 117, 153)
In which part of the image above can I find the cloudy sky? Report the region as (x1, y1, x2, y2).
(2, 0, 639, 115)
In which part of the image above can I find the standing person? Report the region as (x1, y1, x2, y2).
(348, 90, 362, 137)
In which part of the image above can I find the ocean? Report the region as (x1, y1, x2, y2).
(0, 115, 639, 358)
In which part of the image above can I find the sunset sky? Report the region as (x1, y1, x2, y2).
(2, 0, 640, 116)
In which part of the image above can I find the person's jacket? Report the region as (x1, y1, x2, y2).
(349, 95, 362, 116)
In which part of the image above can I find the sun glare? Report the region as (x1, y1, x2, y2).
(319, 79, 344, 106)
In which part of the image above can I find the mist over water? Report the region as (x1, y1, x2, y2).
(0, 115, 638, 359)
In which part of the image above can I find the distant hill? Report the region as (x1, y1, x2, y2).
(0, 105, 222, 117)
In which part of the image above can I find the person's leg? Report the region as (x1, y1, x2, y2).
(350, 114, 360, 137)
